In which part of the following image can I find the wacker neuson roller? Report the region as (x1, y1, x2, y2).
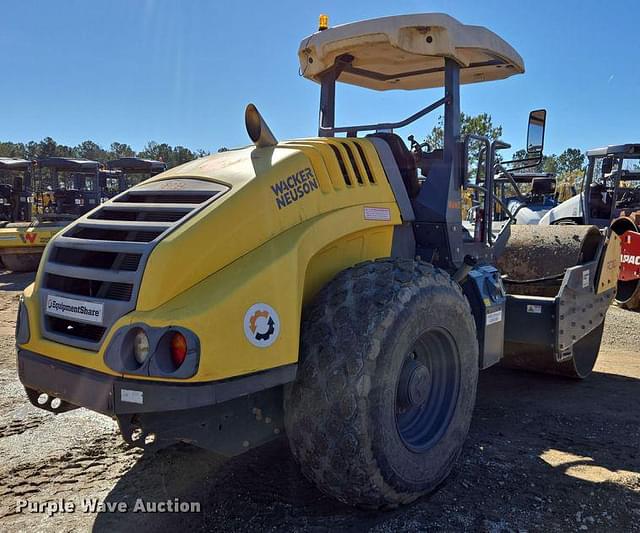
(16, 14, 620, 508)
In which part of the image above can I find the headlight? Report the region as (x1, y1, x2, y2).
(133, 329, 150, 364)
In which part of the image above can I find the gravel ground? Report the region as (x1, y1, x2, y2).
(0, 271, 638, 532)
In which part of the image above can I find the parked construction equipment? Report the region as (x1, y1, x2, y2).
(0, 157, 104, 272)
(0, 157, 34, 224)
(540, 144, 640, 308)
(107, 157, 167, 190)
(35, 157, 108, 216)
(16, 14, 619, 508)
(0, 157, 164, 272)
(482, 171, 559, 225)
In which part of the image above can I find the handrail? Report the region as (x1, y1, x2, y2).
(319, 96, 449, 136)
(464, 134, 493, 244)
(463, 134, 491, 185)
(493, 162, 525, 202)
(467, 184, 518, 224)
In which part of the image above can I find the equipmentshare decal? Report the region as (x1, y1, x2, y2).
(244, 303, 280, 348)
(46, 295, 104, 325)
(271, 167, 319, 209)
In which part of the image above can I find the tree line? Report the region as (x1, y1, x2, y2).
(2, 114, 589, 182)
(0, 137, 210, 169)
(512, 147, 586, 182)
(425, 113, 587, 184)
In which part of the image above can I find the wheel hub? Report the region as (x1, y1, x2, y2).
(395, 329, 461, 453)
(397, 358, 431, 410)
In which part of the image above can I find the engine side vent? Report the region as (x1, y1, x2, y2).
(281, 139, 380, 192)
(328, 145, 351, 186)
(353, 143, 376, 183)
(340, 142, 364, 185)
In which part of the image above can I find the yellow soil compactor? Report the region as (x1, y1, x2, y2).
(16, 14, 619, 508)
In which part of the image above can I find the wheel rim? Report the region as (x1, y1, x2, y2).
(395, 328, 461, 453)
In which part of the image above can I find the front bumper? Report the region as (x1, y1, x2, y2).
(17, 349, 296, 416)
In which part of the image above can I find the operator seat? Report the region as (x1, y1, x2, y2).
(368, 132, 421, 198)
(589, 183, 611, 218)
(531, 178, 555, 196)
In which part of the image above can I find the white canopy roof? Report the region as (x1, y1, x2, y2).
(299, 14, 524, 91)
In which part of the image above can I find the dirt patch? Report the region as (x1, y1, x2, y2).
(0, 271, 638, 531)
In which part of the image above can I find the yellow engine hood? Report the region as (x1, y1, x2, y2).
(136, 138, 397, 311)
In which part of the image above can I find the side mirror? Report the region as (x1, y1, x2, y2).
(526, 109, 546, 154)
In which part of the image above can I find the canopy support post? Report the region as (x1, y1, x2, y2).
(318, 55, 353, 137)
(443, 58, 461, 175)
(318, 71, 336, 137)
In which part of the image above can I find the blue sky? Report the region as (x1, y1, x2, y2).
(1, 1, 638, 157)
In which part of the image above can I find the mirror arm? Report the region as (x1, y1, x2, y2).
(501, 157, 542, 172)
(493, 140, 511, 151)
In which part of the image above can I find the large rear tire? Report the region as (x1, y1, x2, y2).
(0, 252, 42, 272)
(284, 259, 479, 508)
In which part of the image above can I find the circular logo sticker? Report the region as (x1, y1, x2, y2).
(243, 303, 280, 348)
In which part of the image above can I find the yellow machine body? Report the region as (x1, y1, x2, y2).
(19, 139, 402, 382)
(0, 225, 63, 251)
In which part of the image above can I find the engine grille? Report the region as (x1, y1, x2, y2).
(39, 178, 228, 351)
(45, 273, 134, 301)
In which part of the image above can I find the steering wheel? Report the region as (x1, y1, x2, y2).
(407, 135, 431, 155)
